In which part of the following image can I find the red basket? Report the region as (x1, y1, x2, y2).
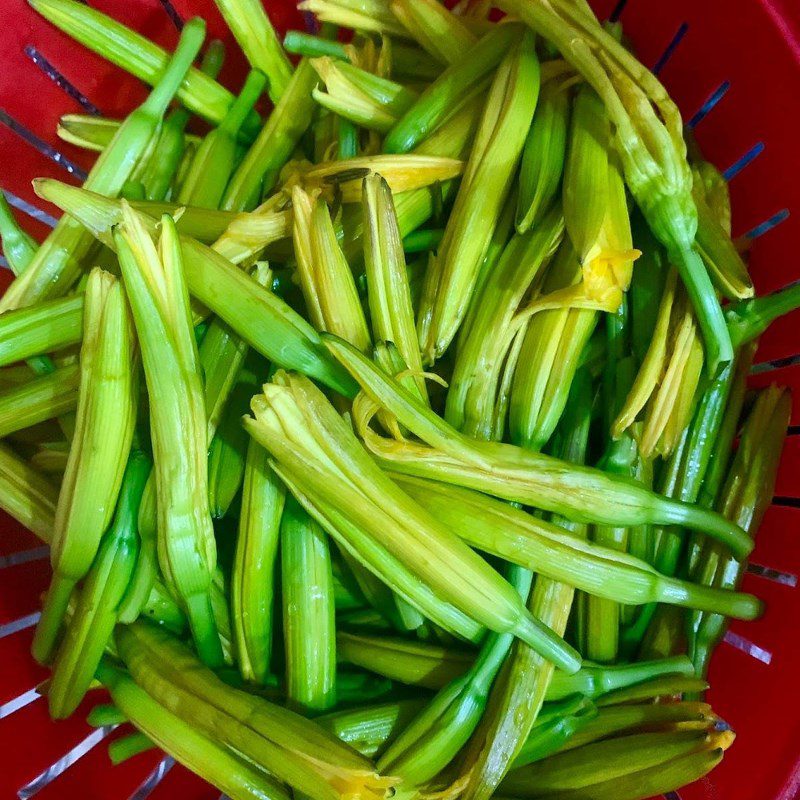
(1, 1, 799, 798)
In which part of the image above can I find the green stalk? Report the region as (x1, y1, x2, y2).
(0, 192, 38, 271)
(629, 215, 670, 365)
(516, 80, 570, 233)
(178, 70, 267, 209)
(207, 352, 262, 518)
(87, 703, 126, 727)
(0, 293, 84, 367)
(108, 732, 157, 765)
(0, 200, 63, 383)
(401, 228, 443, 253)
(317, 699, 426, 758)
(586, 316, 638, 662)
(395, 475, 761, 620)
(324, 335, 753, 555)
(284, 30, 349, 59)
(376, 566, 531, 786)
(0, 442, 58, 543)
(0, 364, 79, 437)
(223, 59, 317, 211)
(338, 117, 359, 160)
(445, 207, 564, 438)
(48, 453, 150, 718)
(337, 631, 473, 690)
(281, 496, 337, 712)
(283, 31, 440, 80)
(115, 623, 395, 800)
(0, 17, 206, 311)
(232, 438, 285, 685)
(383, 23, 521, 154)
(135, 38, 227, 204)
(726, 279, 800, 349)
(96, 659, 291, 800)
(137, 107, 192, 201)
(28, 0, 258, 135)
(453, 371, 591, 800)
(35, 182, 357, 396)
(32, 269, 137, 665)
(418, 31, 541, 361)
(114, 210, 222, 666)
(213, 0, 293, 102)
(691, 386, 790, 679)
(547, 656, 695, 702)
(595, 674, 709, 706)
(682, 345, 756, 580)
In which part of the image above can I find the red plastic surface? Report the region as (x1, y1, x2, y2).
(1, 1, 799, 799)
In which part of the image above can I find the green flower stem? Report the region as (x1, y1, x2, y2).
(0, 17, 206, 311)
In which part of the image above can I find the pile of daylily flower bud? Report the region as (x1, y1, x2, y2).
(0, 0, 793, 797)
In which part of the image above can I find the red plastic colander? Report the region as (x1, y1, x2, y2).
(1, 1, 799, 798)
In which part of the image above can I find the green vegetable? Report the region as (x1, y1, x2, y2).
(115, 622, 395, 800)
(178, 70, 267, 208)
(326, 335, 753, 555)
(0, 441, 58, 542)
(114, 209, 222, 666)
(281, 496, 337, 712)
(232, 438, 285, 685)
(213, 0, 293, 102)
(417, 30, 540, 362)
(246, 371, 580, 670)
(499, 0, 733, 374)
(223, 59, 317, 211)
(32, 269, 137, 665)
(47, 453, 150, 718)
(1, 17, 206, 311)
(29, 0, 258, 134)
(517, 79, 570, 233)
(376, 565, 531, 787)
(96, 658, 291, 800)
(34, 181, 357, 396)
(0, 364, 79, 438)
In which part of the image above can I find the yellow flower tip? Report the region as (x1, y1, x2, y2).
(396, 368, 448, 390)
(709, 728, 736, 752)
(334, 771, 400, 800)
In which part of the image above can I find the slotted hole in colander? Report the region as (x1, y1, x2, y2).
(745, 563, 799, 587)
(128, 756, 175, 800)
(158, 0, 185, 31)
(17, 725, 119, 800)
(0, 612, 40, 641)
(0, 686, 41, 721)
(23, 45, 102, 117)
(0, 110, 88, 180)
